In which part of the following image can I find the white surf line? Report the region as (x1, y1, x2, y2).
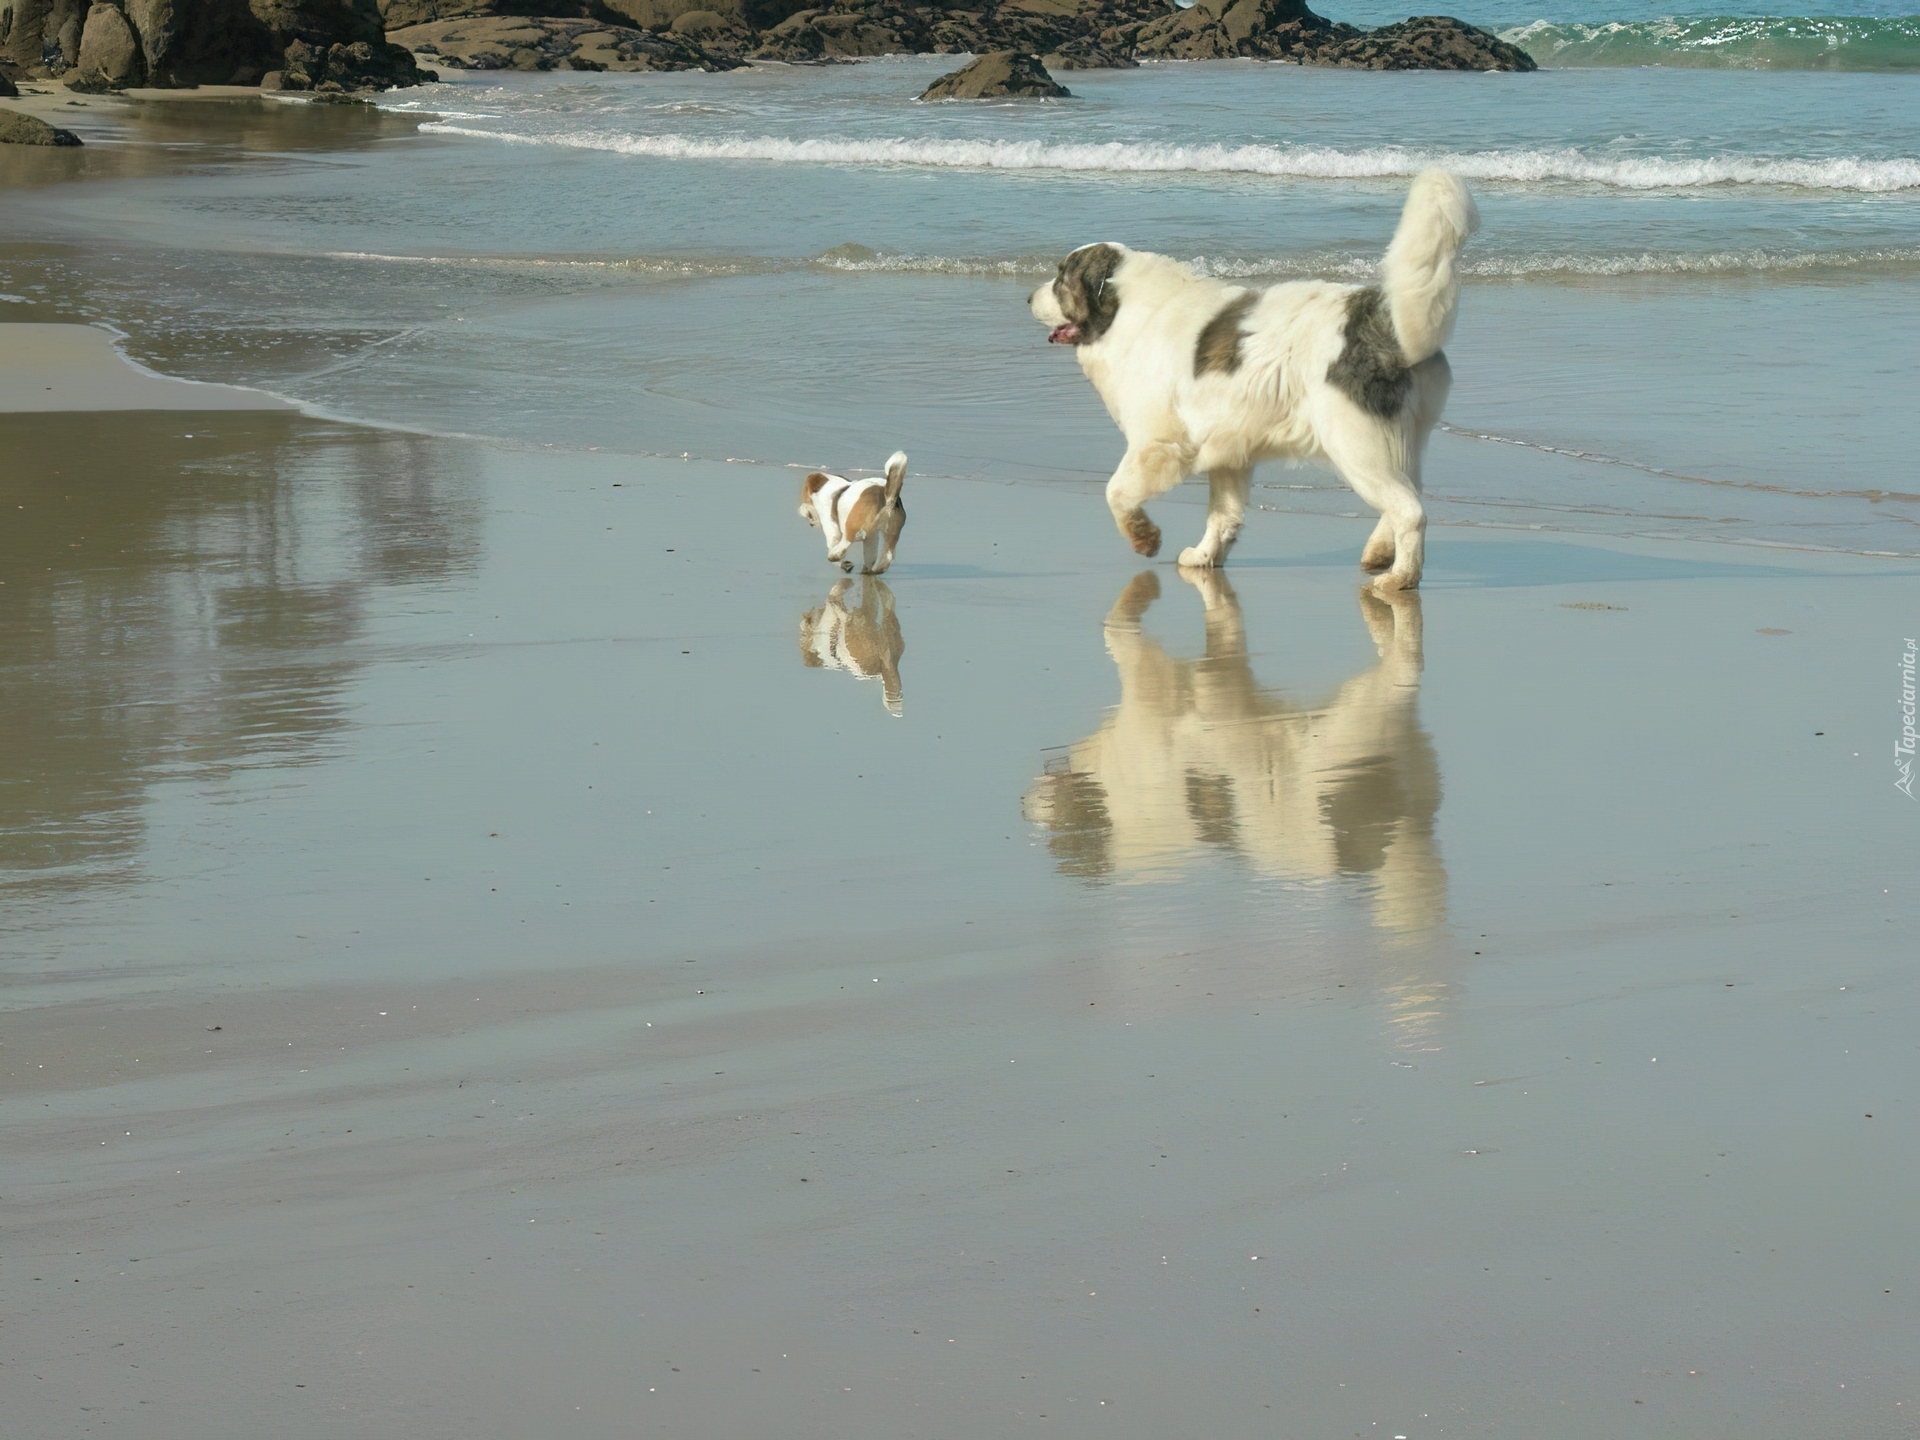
(415, 124, 1920, 192)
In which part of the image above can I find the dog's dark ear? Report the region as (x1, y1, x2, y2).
(801, 472, 831, 501)
(1055, 244, 1123, 343)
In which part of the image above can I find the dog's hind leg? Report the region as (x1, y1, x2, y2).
(1106, 440, 1190, 559)
(1319, 416, 1426, 592)
(1360, 514, 1396, 573)
(1178, 466, 1251, 569)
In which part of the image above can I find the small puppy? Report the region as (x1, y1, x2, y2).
(799, 451, 907, 574)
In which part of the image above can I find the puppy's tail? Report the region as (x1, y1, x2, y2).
(882, 451, 907, 513)
(1380, 171, 1479, 366)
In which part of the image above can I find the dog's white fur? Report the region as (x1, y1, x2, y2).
(1029, 171, 1478, 590)
(799, 451, 908, 574)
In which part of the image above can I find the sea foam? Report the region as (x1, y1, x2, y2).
(416, 124, 1920, 193)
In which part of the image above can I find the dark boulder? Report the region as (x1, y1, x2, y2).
(919, 49, 1069, 98)
(1325, 15, 1533, 70)
(279, 34, 433, 88)
(0, 107, 85, 143)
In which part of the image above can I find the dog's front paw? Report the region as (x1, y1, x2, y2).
(1128, 516, 1162, 558)
(1177, 546, 1215, 569)
(1371, 569, 1419, 594)
(1360, 541, 1396, 573)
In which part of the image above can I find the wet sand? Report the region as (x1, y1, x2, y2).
(3, 363, 1917, 1437)
(0, 323, 291, 411)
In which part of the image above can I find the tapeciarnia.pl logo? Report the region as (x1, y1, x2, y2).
(1899, 638, 1917, 799)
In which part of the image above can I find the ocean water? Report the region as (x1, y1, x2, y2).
(4, 33, 1917, 555)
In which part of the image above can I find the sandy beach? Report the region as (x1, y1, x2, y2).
(5, 67, 1918, 1440)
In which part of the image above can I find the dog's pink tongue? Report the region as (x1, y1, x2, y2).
(1048, 324, 1081, 345)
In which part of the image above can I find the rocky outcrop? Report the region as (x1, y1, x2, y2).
(2, 0, 437, 90)
(1, 0, 1535, 89)
(390, 14, 740, 67)
(0, 106, 85, 141)
(67, 1, 145, 89)
(1322, 14, 1533, 70)
(748, 4, 931, 61)
(1122, 0, 1531, 69)
(919, 49, 1066, 98)
(376, 0, 811, 33)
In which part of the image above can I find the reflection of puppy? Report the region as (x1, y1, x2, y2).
(1023, 571, 1443, 932)
(1028, 172, 1476, 590)
(798, 451, 907, 575)
(799, 576, 905, 717)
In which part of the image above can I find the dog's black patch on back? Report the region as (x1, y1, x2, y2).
(1194, 292, 1258, 377)
(1326, 286, 1413, 418)
(1055, 244, 1123, 345)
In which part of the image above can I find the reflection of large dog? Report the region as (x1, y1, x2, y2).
(799, 576, 905, 717)
(1022, 571, 1443, 932)
(1028, 172, 1477, 591)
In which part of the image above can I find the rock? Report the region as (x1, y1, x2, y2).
(280, 35, 434, 89)
(0, 107, 84, 143)
(0, 73, 18, 98)
(67, 2, 146, 91)
(389, 15, 740, 69)
(1324, 15, 1534, 70)
(1132, 0, 1353, 62)
(919, 50, 1069, 99)
(1042, 40, 1137, 69)
(668, 8, 728, 34)
(124, 0, 179, 79)
(750, 4, 938, 62)
(8, 0, 444, 88)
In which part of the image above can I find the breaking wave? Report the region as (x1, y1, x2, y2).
(1503, 15, 1920, 71)
(415, 123, 1920, 192)
(322, 243, 1920, 282)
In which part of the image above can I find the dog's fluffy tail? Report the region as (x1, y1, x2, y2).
(882, 450, 907, 512)
(1381, 171, 1479, 366)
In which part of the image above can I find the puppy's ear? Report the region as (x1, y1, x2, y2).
(882, 451, 906, 510)
(801, 472, 831, 501)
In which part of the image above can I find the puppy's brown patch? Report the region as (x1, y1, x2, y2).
(840, 487, 885, 541)
(801, 472, 832, 503)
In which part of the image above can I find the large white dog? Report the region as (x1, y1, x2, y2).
(1029, 171, 1478, 591)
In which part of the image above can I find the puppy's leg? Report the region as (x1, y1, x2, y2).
(870, 505, 904, 576)
(1178, 466, 1251, 569)
(860, 525, 882, 575)
(1106, 441, 1189, 558)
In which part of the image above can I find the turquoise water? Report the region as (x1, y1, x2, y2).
(4, 49, 1916, 554)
